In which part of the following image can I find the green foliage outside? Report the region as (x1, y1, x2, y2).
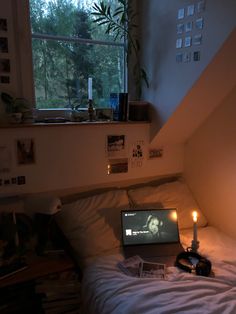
(30, 0, 125, 109)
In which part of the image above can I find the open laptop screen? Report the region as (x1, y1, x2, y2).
(121, 209, 180, 246)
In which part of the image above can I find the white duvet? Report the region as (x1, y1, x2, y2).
(81, 227, 236, 314)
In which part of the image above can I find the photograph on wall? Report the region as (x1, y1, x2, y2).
(0, 76, 10, 84)
(176, 53, 183, 63)
(197, 0, 206, 13)
(177, 8, 185, 20)
(193, 51, 201, 61)
(0, 19, 7, 32)
(187, 4, 195, 16)
(0, 58, 10, 72)
(0, 37, 8, 53)
(129, 140, 145, 168)
(183, 52, 191, 63)
(185, 21, 193, 33)
(176, 38, 182, 49)
(0, 146, 11, 173)
(193, 34, 202, 45)
(184, 36, 192, 47)
(176, 23, 184, 34)
(195, 18, 204, 29)
(107, 158, 128, 174)
(16, 138, 36, 165)
(106, 135, 126, 158)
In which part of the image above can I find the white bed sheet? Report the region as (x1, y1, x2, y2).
(81, 226, 236, 314)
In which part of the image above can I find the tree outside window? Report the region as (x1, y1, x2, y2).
(30, 0, 126, 109)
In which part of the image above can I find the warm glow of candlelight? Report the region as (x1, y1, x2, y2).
(107, 164, 111, 175)
(170, 210, 178, 221)
(192, 211, 198, 223)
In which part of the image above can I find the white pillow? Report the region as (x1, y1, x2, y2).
(55, 189, 129, 267)
(128, 180, 207, 229)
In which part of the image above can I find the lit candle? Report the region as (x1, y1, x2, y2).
(192, 211, 198, 243)
(88, 77, 93, 100)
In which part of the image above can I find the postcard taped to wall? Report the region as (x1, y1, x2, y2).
(130, 140, 145, 168)
(106, 135, 128, 174)
(0, 145, 11, 173)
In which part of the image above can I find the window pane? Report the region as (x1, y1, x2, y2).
(30, 0, 126, 109)
(32, 38, 125, 109)
(30, 0, 124, 42)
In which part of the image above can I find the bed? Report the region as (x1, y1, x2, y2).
(55, 178, 236, 314)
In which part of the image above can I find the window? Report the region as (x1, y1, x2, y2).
(29, 0, 126, 110)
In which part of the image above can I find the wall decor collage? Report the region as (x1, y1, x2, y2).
(0, 17, 10, 85)
(175, 0, 206, 64)
(106, 135, 145, 174)
(0, 138, 36, 174)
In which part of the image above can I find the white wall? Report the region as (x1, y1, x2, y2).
(154, 29, 236, 145)
(138, 0, 236, 138)
(0, 123, 184, 196)
(184, 86, 236, 239)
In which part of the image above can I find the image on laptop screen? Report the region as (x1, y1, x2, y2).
(121, 209, 180, 246)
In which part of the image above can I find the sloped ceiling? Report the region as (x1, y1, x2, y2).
(151, 28, 236, 145)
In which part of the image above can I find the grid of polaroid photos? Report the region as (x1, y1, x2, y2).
(0, 18, 10, 85)
(176, 0, 206, 64)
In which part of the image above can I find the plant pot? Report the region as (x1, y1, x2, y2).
(128, 101, 149, 121)
(8, 112, 22, 124)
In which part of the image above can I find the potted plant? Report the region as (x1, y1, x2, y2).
(92, 0, 149, 105)
(1, 92, 31, 123)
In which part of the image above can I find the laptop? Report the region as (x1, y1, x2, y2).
(121, 208, 184, 266)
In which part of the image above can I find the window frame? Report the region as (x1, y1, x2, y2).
(29, 1, 127, 113)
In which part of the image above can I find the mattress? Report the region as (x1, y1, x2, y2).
(81, 226, 236, 314)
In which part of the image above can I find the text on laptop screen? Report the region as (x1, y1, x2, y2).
(121, 209, 180, 246)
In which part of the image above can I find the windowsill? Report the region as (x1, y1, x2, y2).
(0, 120, 150, 128)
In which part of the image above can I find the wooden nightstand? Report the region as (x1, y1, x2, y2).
(0, 253, 81, 313)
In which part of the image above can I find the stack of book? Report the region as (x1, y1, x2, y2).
(35, 271, 82, 314)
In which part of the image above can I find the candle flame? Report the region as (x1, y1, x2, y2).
(192, 211, 198, 222)
(170, 211, 178, 221)
(107, 164, 111, 175)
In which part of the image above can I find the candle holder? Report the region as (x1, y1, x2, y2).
(88, 99, 94, 122)
(191, 240, 200, 252)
